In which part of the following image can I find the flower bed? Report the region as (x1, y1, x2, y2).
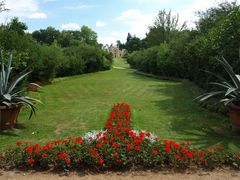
(1, 102, 240, 171)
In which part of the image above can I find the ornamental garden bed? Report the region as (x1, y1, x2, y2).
(0, 103, 240, 173)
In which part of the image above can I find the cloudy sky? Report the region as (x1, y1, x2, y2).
(0, 0, 237, 45)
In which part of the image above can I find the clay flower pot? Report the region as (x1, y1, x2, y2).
(229, 103, 240, 132)
(0, 104, 22, 130)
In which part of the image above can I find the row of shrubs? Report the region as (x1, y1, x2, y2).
(127, 2, 240, 90)
(1, 103, 240, 171)
(0, 18, 113, 83)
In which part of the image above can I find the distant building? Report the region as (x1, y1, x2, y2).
(103, 45, 126, 58)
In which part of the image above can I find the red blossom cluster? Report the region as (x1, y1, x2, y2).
(2, 103, 240, 170)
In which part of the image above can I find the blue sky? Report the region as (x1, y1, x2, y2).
(1, 0, 236, 45)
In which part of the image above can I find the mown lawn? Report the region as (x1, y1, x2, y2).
(0, 58, 239, 151)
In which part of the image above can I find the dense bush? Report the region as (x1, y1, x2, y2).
(0, 18, 113, 83)
(57, 44, 112, 77)
(1, 103, 240, 171)
(127, 1, 240, 90)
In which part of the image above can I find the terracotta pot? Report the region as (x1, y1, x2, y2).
(229, 103, 240, 132)
(0, 104, 22, 130)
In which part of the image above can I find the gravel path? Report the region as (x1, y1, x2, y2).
(1, 169, 240, 180)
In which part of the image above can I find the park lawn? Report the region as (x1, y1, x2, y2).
(0, 58, 239, 151)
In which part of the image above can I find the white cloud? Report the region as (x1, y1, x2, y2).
(98, 31, 128, 45)
(96, 21, 107, 27)
(29, 12, 47, 19)
(61, 23, 81, 30)
(0, 0, 48, 22)
(116, 9, 156, 38)
(176, 0, 225, 28)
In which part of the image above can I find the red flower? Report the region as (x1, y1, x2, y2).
(42, 153, 47, 158)
(175, 155, 183, 160)
(181, 148, 188, 154)
(16, 142, 24, 146)
(135, 146, 140, 151)
(75, 137, 84, 144)
(112, 143, 121, 148)
(119, 136, 124, 140)
(185, 151, 195, 157)
(116, 158, 123, 163)
(65, 158, 71, 165)
(96, 143, 102, 148)
(145, 133, 151, 137)
(114, 131, 121, 136)
(198, 151, 205, 156)
(98, 159, 104, 166)
(113, 151, 118, 157)
(127, 144, 133, 150)
(35, 150, 40, 155)
(172, 143, 180, 149)
(26, 146, 34, 153)
(34, 144, 40, 148)
(28, 158, 35, 165)
(91, 151, 99, 158)
(165, 147, 171, 153)
(58, 153, 68, 159)
(152, 150, 158, 155)
(216, 146, 223, 149)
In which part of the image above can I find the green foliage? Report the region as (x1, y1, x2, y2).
(125, 33, 145, 53)
(1, 103, 239, 171)
(145, 9, 186, 47)
(196, 58, 240, 106)
(0, 52, 40, 119)
(127, 1, 240, 92)
(30, 44, 63, 82)
(57, 43, 112, 77)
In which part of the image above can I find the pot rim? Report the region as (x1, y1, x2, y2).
(0, 103, 23, 110)
(228, 102, 240, 110)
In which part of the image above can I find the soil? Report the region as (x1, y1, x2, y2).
(0, 169, 240, 180)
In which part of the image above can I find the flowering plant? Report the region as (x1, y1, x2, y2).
(1, 102, 240, 171)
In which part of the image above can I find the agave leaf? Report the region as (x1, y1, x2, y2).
(204, 70, 227, 83)
(223, 99, 233, 106)
(218, 57, 240, 89)
(196, 91, 225, 102)
(210, 82, 231, 89)
(4, 53, 13, 91)
(225, 87, 237, 97)
(7, 71, 31, 94)
(3, 93, 11, 101)
(2, 101, 11, 106)
(13, 96, 36, 120)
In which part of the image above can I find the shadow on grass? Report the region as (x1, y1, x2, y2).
(0, 131, 19, 137)
(14, 123, 27, 130)
(129, 72, 240, 150)
(152, 82, 240, 150)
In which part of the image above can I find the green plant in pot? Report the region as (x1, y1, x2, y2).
(196, 57, 240, 132)
(0, 52, 40, 130)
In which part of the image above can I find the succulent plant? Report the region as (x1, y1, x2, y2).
(0, 51, 41, 119)
(196, 57, 240, 106)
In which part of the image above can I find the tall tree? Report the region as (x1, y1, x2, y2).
(0, 0, 8, 12)
(80, 25, 97, 45)
(146, 9, 186, 47)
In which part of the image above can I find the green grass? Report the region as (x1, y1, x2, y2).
(0, 58, 239, 151)
(113, 58, 130, 68)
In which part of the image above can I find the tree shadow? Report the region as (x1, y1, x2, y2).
(0, 131, 19, 137)
(14, 123, 27, 130)
(128, 72, 240, 150)
(151, 82, 240, 150)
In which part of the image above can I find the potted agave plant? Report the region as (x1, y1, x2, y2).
(196, 57, 240, 132)
(0, 52, 40, 130)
